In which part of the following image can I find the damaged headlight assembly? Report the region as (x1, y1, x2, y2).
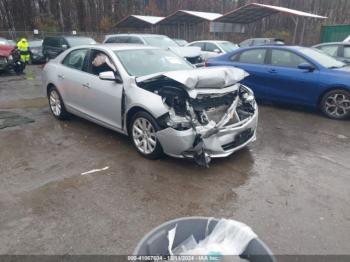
(138, 67, 259, 168)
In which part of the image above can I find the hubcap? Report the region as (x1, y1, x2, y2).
(132, 118, 157, 155)
(325, 93, 350, 118)
(49, 90, 62, 116)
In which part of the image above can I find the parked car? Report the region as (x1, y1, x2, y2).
(42, 44, 258, 167)
(313, 42, 350, 64)
(0, 44, 26, 73)
(173, 38, 188, 46)
(103, 34, 203, 66)
(239, 38, 285, 48)
(206, 45, 350, 120)
(187, 40, 239, 59)
(0, 37, 15, 46)
(28, 39, 45, 64)
(43, 36, 97, 59)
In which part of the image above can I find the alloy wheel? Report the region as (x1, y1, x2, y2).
(49, 90, 62, 117)
(324, 93, 350, 118)
(132, 117, 157, 155)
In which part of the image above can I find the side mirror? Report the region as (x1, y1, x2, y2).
(62, 44, 68, 49)
(99, 71, 123, 83)
(213, 48, 221, 54)
(298, 63, 315, 71)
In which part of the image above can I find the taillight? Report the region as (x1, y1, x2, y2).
(204, 60, 208, 67)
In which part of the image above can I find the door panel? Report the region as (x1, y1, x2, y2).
(266, 49, 320, 105)
(59, 49, 89, 112)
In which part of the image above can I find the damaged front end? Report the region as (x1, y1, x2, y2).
(136, 67, 258, 167)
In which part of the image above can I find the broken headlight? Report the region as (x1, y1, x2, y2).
(237, 85, 256, 118)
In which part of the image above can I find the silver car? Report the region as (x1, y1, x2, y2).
(42, 44, 258, 167)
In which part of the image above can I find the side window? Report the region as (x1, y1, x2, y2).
(62, 49, 88, 71)
(128, 36, 143, 44)
(271, 49, 307, 68)
(89, 50, 117, 76)
(318, 45, 338, 57)
(205, 43, 219, 52)
(189, 42, 205, 51)
(238, 49, 266, 64)
(343, 46, 350, 58)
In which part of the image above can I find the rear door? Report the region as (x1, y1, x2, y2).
(228, 48, 272, 99)
(58, 48, 90, 112)
(265, 48, 320, 105)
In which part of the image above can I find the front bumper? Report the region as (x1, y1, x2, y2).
(156, 107, 258, 159)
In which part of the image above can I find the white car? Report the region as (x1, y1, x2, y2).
(42, 44, 258, 167)
(187, 40, 239, 60)
(344, 36, 350, 42)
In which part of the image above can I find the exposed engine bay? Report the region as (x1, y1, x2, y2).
(136, 67, 258, 167)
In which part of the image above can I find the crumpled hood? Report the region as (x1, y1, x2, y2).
(136, 66, 249, 89)
(0, 45, 15, 57)
(169, 46, 201, 58)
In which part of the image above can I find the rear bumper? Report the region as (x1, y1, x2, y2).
(157, 107, 258, 159)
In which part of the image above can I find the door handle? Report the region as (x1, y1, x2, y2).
(82, 83, 90, 88)
(268, 69, 277, 74)
(58, 74, 64, 79)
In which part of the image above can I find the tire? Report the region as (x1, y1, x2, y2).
(14, 62, 25, 74)
(320, 89, 350, 120)
(48, 86, 70, 120)
(129, 111, 164, 159)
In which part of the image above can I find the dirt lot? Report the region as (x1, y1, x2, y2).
(0, 65, 349, 255)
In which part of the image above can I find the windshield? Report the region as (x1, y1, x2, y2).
(218, 42, 239, 53)
(298, 47, 346, 68)
(143, 36, 178, 48)
(66, 37, 96, 47)
(115, 49, 193, 77)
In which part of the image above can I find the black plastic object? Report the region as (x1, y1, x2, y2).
(134, 217, 276, 262)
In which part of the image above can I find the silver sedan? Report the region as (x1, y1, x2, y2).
(42, 44, 258, 167)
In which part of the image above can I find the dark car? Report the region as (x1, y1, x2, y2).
(43, 36, 96, 59)
(207, 45, 350, 120)
(28, 39, 45, 64)
(313, 42, 350, 64)
(0, 44, 25, 74)
(239, 38, 285, 48)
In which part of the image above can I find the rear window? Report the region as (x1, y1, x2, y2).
(105, 36, 129, 43)
(238, 49, 266, 64)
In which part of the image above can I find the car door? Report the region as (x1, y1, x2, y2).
(265, 48, 320, 105)
(59, 48, 90, 113)
(80, 49, 124, 129)
(228, 48, 272, 99)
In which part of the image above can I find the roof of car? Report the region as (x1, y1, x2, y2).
(105, 34, 166, 38)
(76, 44, 160, 51)
(313, 42, 350, 46)
(191, 40, 231, 43)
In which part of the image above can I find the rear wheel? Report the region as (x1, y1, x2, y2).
(48, 87, 69, 120)
(130, 111, 163, 159)
(321, 89, 350, 120)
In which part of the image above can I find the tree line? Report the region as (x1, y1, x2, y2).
(1, 0, 350, 44)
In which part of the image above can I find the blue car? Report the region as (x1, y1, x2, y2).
(206, 46, 350, 119)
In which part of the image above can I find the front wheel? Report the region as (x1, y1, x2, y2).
(48, 87, 69, 120)
(130, 111, 164, 159)
(321, 89, 350, 120)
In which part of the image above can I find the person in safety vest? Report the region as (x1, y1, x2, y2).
(17, 38, 30, 63)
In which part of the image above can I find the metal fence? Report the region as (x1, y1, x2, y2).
(0, 30, 107, 42)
